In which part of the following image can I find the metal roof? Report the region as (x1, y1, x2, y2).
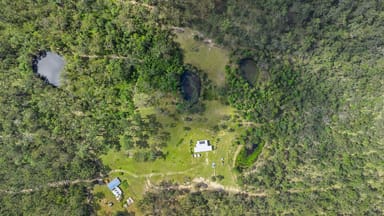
(107, 178, 121, 190)
(194, 140, 212, 153)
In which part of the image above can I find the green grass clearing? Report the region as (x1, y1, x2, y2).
(97, 98, 249, 213)
(175, 28, 229, 87)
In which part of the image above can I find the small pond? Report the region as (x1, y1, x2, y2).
(181, 71, 201, 103)
(239, 58, 258, 84)
(32, 51, 65, 87)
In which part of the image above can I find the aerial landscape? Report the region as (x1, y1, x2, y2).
(0, 0, 383, 215)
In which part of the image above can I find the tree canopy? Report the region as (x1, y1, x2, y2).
(1, 0, 383, 214)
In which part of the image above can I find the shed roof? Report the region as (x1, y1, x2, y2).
(194, 140, 213, 153)
(107, 178, 121, 190)
(112, 187, 122, 197)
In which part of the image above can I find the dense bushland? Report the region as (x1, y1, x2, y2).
(0, 0, 183, 213)
(147, 0, 384, 214)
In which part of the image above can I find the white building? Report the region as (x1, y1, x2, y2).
(107, 178, 123, 200)
(194, 140, 213, 153)
(111, 187, 122, 200)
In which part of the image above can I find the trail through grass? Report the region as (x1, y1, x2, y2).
(96, 98, 245, 213)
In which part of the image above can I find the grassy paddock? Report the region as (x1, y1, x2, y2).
(174, 28, 229, 87)
(97, 99, 246, 213)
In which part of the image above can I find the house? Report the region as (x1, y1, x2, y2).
(107, 178, 123, 200)
(194, 140, 213, 153)
(111, 187, 122, 200)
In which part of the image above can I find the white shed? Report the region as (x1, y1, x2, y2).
(194, 140, 213, 153)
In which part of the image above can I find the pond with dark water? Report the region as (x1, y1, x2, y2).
(181, 71, 201, 103)
(32, 51, 65, 87)
(239, 58, 258, 84)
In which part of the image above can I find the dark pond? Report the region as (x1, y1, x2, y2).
(239, 58, 258, 84)
(181, 71, 201, 103)
(32, 51, 65, 87)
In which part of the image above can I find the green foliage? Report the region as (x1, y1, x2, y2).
(0, 185, 92, 215)
(234, 128, 265, 170)
(139, 183, 384, 215)
(151, 0, 384, 214)
(133, 148, 165, 162)
(226, 64, 300, 122)
(0, 0, 183, 214)
(235, 143, 264, 171)
(138, 188, 186, 215)
(216, 175, 224, 181)
(139, 187, 270, 215)
(2, 0, 384, 214)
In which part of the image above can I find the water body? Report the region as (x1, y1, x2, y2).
(239, 58, 258, 85)
(181, 71, 201, 103)
(33, 51, 65, 87)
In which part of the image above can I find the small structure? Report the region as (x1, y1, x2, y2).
(194, 140, 213, 153)
(127, 197, 134, 206)
(111, 187, 122, 200)
(107, 178, 123, 200)
(107, 178, 121, 190)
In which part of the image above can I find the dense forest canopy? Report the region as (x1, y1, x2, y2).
(0, 0, 183, 214)
(145, 0, 384, 214)
(0, 0, 383, 215)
